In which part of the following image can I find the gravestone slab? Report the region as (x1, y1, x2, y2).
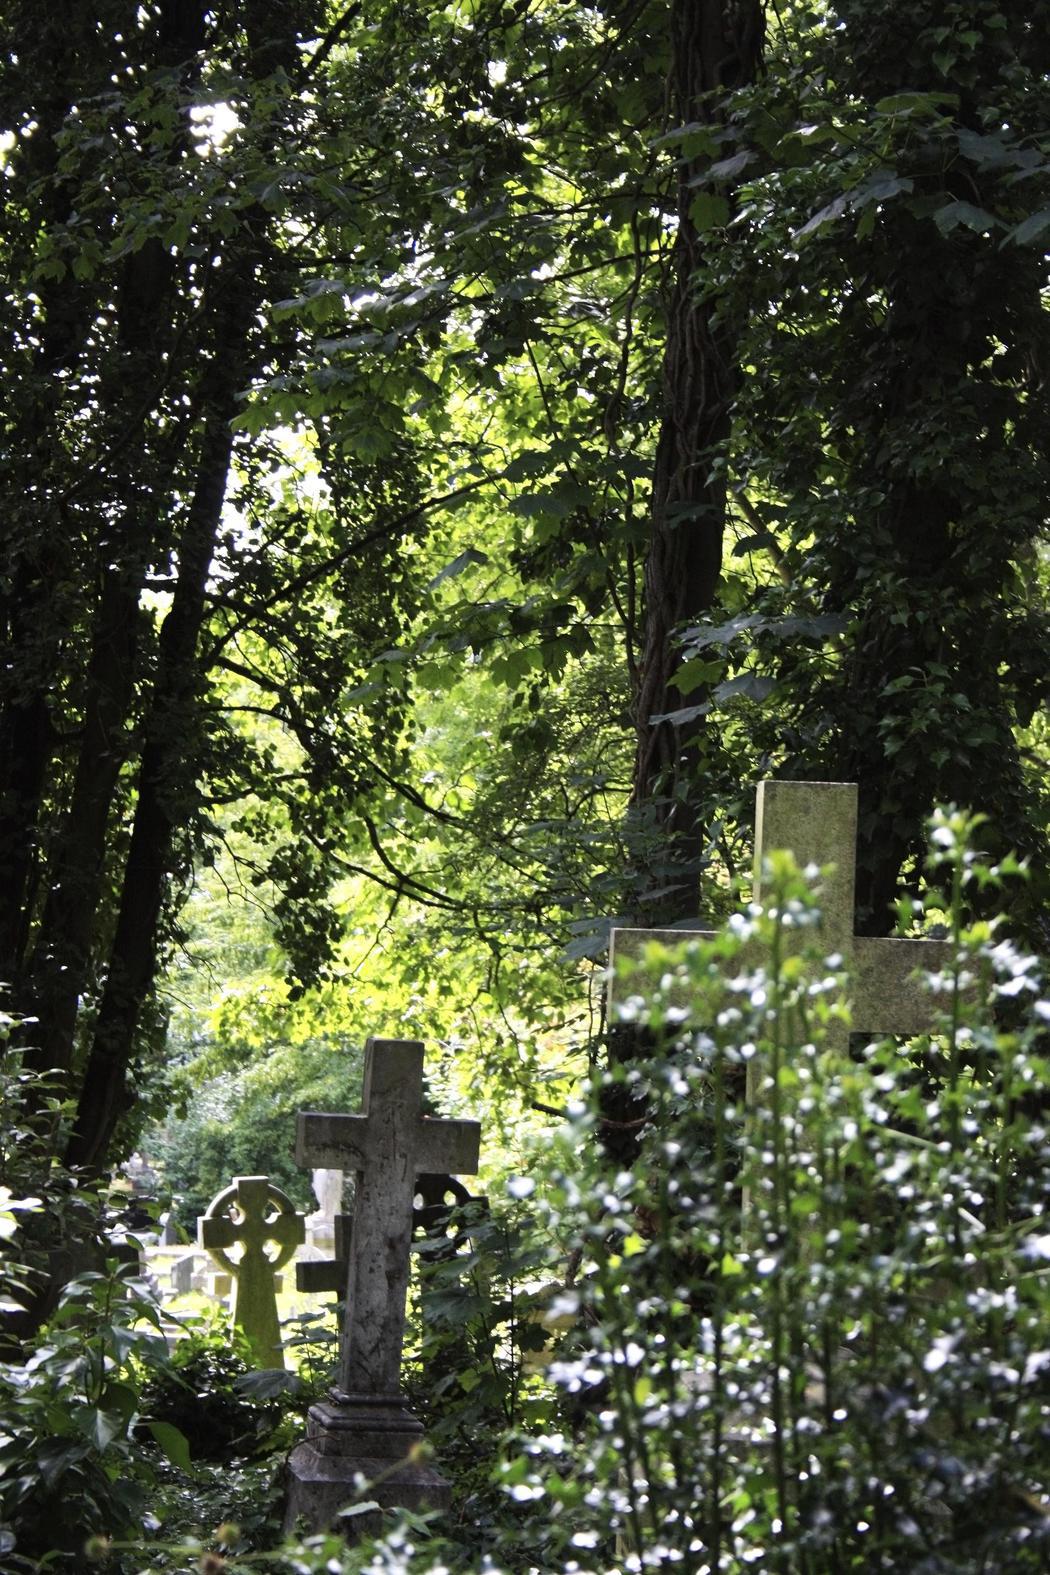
(285, 1037, 481, 1535)
(197, 1176, 305, 1368)
(169, 1250, 204, 1296)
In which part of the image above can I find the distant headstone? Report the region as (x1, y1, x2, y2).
(206, 1268, 234, 1302)
(285, 1037, 481, 1534)
(610, 780, 964, 1096)
(197, 1176, 306, 1369)
(169, 1250, 204, 1296)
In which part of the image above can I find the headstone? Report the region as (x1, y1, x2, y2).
(169, 1250, 204, 1296)
(197, 1176, 306, 1368)
(206, 1268, 234, 1302)
(610, 780, 965, 1098)
(285, 1037, 481, 1535)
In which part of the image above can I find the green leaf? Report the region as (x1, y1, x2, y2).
(713, 673, 776, 703)
(648, 701, 711, 727)
(426, 548, 489, 591)
(934, 200, 997, 235)
(874, 90, 958, 117)
(689, 192, 730, 233)
(146, 1420, 193, 1473)
(1007, 209, 1050, 246)
(794, 194, 848, 240)
(84, 1409, 121, 1451)
(674, 656, 724, 694)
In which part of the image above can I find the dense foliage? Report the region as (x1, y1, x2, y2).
(3, 0, 1048, 1173)
(3, 0, 1050, 1566)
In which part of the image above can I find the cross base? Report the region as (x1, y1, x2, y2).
(283, 1392, 451, 1537)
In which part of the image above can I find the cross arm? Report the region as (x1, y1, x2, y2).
(271, 1211, 307, 1250)
(852, 937, 973, 1036)
(296, 1110, 370, 1171)
(198, 1215, 237, 1251)
(609, 926, 751, 1018)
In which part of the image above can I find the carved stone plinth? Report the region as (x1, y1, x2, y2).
(284, 1392, 451, 1536)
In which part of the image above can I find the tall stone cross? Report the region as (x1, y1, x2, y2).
(197, 1176, 306, 1369)
(610, 780, 963, 1084)
(295, 1037, 481, 1399)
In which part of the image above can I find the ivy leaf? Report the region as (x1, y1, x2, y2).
(648, 702, 711, 726)
(794, 194, 848, 241)
(689, 192, 730, 233)
(713, 673, 776, 703)
(83, 1409, 121, 1451)
(689, 149, 751, 185)
(852, 170, 913, 209)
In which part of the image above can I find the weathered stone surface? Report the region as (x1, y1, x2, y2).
(610, 781, 964, 1087)
(197, 1176, 305, 1369)
(286, 1038, 481, 1536)
(285, 1396, 450, 1536)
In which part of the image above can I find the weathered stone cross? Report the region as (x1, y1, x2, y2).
(295, 1037, 481, 1398)
(610, 781, 962, 1081)
(197, 1175, 305, 1369)
(286, 1038, 481, 1534)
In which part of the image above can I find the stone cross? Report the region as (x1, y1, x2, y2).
(197, 1176, 305, 1369)
(295, 1038, 481, 1398)
(610, 780, 963, 1092)
(295, 1211, 353, 1313)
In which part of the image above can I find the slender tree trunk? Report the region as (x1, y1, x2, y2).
(629, 0, 764, 926)
(66, 270, 260, 1169)
(0, 28, 108, 989)
(64, 0, 306, 1165)
(23, 240, 183, 1079)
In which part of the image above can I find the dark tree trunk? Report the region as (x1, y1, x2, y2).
(629, 0, 764, 926)
(63, 0, 307, 1166)
(66, 270, 260, 1169)
(0, 20, 110, 990)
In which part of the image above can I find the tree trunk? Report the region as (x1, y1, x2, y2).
(629, 0, 764, 926)
(65, 268, 260, 1169)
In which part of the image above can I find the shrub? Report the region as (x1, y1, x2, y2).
(0, 1263, 175, 1567)
(138, 1320, 290, 1462)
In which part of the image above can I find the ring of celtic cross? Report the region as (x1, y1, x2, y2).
(199, 1179, 302, 1277)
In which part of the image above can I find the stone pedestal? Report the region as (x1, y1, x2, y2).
(284, 1392, 450, 1536)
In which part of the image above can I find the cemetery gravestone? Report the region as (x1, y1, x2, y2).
(197, 1176, 305, 1369)
(610, 780, 965, 1099)
(285, 1037, 481, 1534)
(169, 1250, 204, 1296)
